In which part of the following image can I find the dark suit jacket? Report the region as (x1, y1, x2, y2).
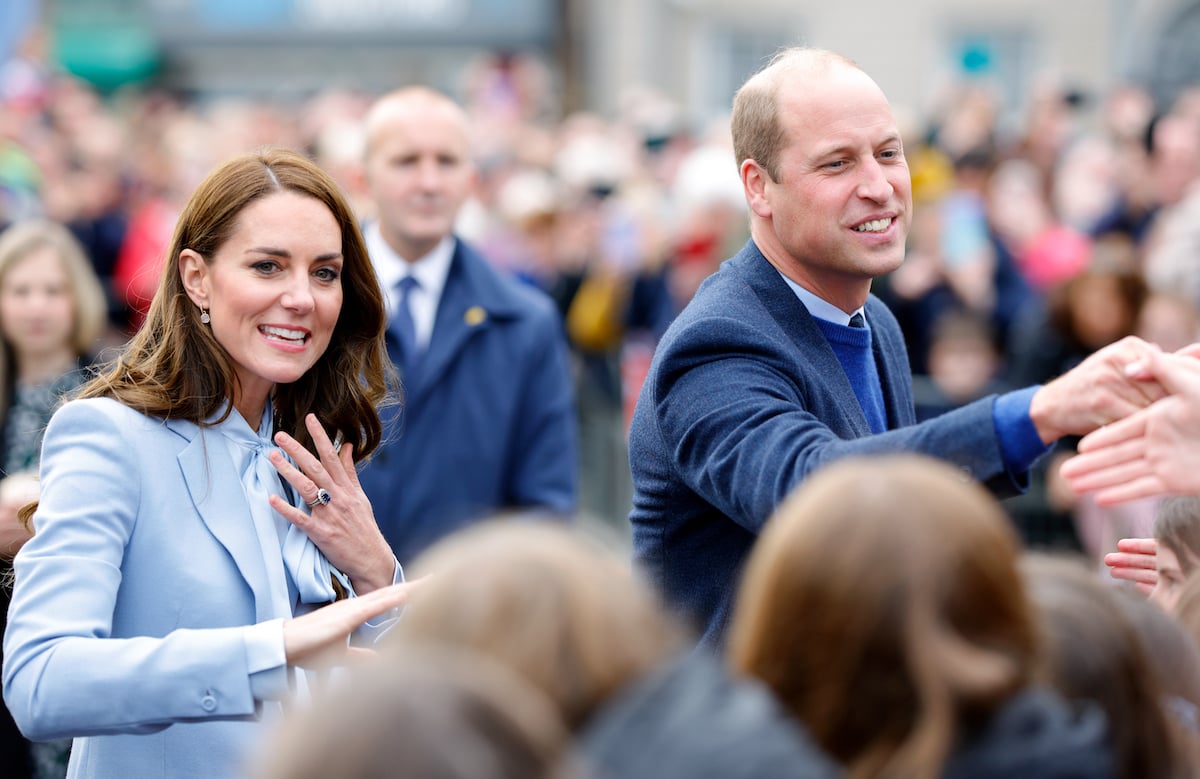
(629, 241, 1026, 644)
(360, 238, 578, 564)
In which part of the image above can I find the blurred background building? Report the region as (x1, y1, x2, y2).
(13, 0, 1200, 123)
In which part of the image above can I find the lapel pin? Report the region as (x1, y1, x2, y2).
(464, 306, 487, 326)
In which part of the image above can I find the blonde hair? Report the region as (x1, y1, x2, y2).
(254, 645, 575, 779)
(0, 219, 107, 414)
(390, 521, 685, 730)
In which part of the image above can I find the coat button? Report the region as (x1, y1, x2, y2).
(201, 693, 217, 712)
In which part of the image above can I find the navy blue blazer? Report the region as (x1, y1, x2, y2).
(359, 238, 578, 564)
(629, 241, 1026, 645)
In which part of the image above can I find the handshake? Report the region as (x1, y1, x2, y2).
(1058, 341, 1200, 503)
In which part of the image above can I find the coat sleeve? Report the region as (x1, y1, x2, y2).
(653, 315, 1019, 535)
(504, 302, 579, 514)
(2, 400, 279, 741)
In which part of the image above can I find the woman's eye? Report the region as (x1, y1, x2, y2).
(314, 267, 340, 282)
(252, 261, 280, 274)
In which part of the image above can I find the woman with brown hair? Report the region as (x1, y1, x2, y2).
(389, 520, 686, 731)
(728, 454, 1111, 779)
(1022, 554, 1196, 779)
(3, 148, 411, 778)
(254, 645, 577, 779)
(1150, 496, 1200, 612)
(391, 520, 841, 779)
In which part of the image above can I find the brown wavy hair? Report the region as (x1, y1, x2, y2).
(1022, 554, 1192, 779)
(728, 454, 1037, 779)
(80, 147, 390, 460)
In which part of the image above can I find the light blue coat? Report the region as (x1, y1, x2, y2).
(3, 397, 368, 778)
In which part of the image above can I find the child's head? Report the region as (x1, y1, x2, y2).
(1151, 497, 1200, 612)
(926, 310, 999, 403)
(0, 220, 106, 362)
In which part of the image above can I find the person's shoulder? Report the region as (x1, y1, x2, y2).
(663, 255, 776, 350)
(54, 395, 129, 421)
(454, 238, 559, 319)
(580, 651, 841, 779)
(42, 398, 155, 456)
(51, 397, 162, 434)
(673, 257, 755, 322)
(942, 688, 1112, 779)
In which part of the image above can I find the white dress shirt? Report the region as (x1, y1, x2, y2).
(363, 223, 454, 351)
(777, 271, 866, 327)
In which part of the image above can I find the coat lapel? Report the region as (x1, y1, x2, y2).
(405, 279, 485, 406)
(170, 419, 273, 624)
(401, 243, 512, 407)
(867, 297, 916, 430)
(734, 244, 873, 437)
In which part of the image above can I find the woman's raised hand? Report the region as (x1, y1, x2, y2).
(268, 414, 396, 593)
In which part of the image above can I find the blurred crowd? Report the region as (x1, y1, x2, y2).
(6, 16, 1200, 779)
(2, 30, 1200, 554)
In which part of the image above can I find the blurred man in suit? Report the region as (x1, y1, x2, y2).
(358, 87, 578, 563)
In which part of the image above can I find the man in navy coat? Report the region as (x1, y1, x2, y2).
(628, 48, 1167, 646)
(359, 87, 578, 564)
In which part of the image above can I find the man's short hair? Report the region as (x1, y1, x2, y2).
(730, 47, 860, 182)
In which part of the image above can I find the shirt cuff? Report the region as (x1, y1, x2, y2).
(361, 559, 405, 629)
(994, 386, 1053, 476)
(245, 618, 289, 701)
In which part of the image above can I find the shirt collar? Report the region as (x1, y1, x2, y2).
(364, 222, 455, 314)
(776, 271, 865, 327)
(404, 235, 455, 304)
(210, 398, 274, 447)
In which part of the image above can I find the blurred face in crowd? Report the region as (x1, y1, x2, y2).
(744, 58, 911, 313)
(363, 89, 476, 262)
(1152, 544, 1187, 614)
(0, 247, 76, 361)
(181, 191, 344, 423)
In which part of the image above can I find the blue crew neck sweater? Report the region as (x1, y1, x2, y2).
(813, 317, 888, 434)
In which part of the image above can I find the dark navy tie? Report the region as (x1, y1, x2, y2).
(848, 312, 866, 328)
(396, 276, 422, 379)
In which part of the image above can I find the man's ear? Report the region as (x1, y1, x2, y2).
(742, 159, 773, 219)
(178, 249, 210, 308)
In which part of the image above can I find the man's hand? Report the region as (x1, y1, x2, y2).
(1061, 347, 1200, 504)
(1029, 336, 1166, 444)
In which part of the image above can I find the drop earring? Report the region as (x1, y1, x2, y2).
(200, 308, 211, 325)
